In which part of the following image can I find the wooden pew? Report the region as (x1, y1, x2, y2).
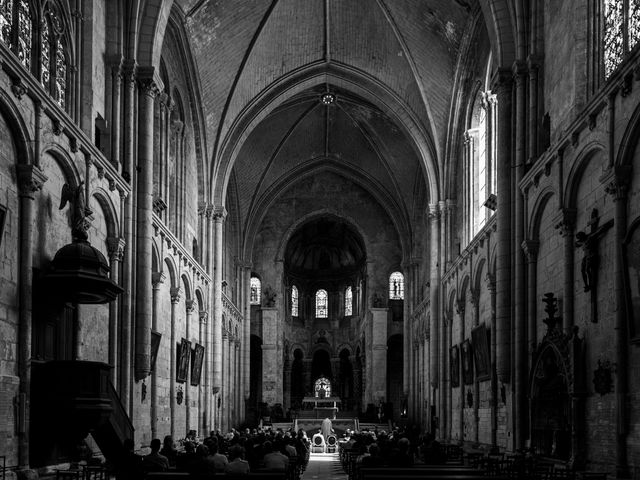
(358, 466, 494, 480)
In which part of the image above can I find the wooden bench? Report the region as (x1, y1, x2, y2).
(358, 466, 493, 480)
(146, 470, 287, 479)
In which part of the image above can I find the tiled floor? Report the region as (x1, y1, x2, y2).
(302, 453, 348, 479)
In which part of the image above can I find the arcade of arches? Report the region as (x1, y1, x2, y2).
(1, 0, 640, 477)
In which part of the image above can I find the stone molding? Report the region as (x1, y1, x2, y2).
(16, 164, 47, 198)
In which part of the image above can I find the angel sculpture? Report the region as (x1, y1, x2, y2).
(59, 181, 90, 241)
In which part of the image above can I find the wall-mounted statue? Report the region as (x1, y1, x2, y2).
(59, 181, 91, 241)
(263, 285, 277, 307)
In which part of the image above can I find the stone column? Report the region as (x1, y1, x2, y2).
(470, 288, 480, 443)
(198, 310, 208, 434)
(427, 204, 440, 388)
(135, 68, 160, 381)
(513, 60, 527, 450)
(402, 262, 411, 398)
(212, 207, 227, 430)
(521, 241, 540, 355)
(602, 165, 631, 478)
(107, 237, 126, 386)
(150, 271, 165, 440)
(170, 287, 182, 438)
(120, 59, 136, 410)
(370, 308, 388, 403)
(110, 59, 122, 171)
(485, 272, 498, 447)
(243, 266, 252, 408)
(16, 164, 47, 469)
(235, 339, 241, 426)
(221, 328, 229, 432)
(204, 204, 214, 433)
(185, 299, 195, 432)
(261, 307, 281, 406)
(555, 208, 576, 334)
(493, 68, 513, 386)
(527, 56, 539, 163)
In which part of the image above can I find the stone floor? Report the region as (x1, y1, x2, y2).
(302, 452, 348, 480)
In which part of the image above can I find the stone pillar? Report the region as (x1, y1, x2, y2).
(521, 241, 540, 355)
(16, 164, 47, 469)
(244, 265, 252, 406)
(303, 359, 312, 398)
(470, 288, 480, 443)
(221, 328, 229, 432)
(204, 204, 214, 433)
(235, 339, 241, 426)
(135, 68, 160, 381)
(485, 272, 498, 447)
(261, 307, 281, 406)
(198, 310, 208, 433)
(107, 237, 126, 386)
(402, 262, 411, 398)
(602, 165, 631, 478)
(170, 287, 181, 438)
(185, 299, 195, 432)
(120, 59, 136, 411)
(212, 207, 227, 430)
(369, 308, 388, 403)
(493, 68, 513, 385)
(427, 203, 441, 435)
(555, 208, 576, 334)
(527, 56, 539, 163)
(110, 59, 122, 171)
(150, 271, 166, 440)
(513, 60, 527, 450)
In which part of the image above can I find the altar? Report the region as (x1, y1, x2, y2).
(301, 396, 340, 419)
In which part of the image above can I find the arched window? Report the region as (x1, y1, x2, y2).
(40, 4, 69, 110)
(250, 277, 261, 305)
(389, 272, 404, 300)
(604, 0, 640, 79)
(314, 377, 331, 398)
(291, 285, 299, 317)
(315, 289, 328, 318)
(0, 0, 33, 70)
(0, 0, 12, 46)
(345, 286, 353, 316)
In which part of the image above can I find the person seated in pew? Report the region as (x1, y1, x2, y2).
(282, 435, 297, 458)
(187, 444, 216, 477)
(262, 440, 289, 472)
(387, 437, 414, 467)
(225, 445, 251, 476)
(160, 435, 178, 467)
(142, 438, 170, 473)
(117, 438, 143, 480)
(208, 437, 229, 472)
(421, 434, 446, 465)
(360, 443, 385, 468)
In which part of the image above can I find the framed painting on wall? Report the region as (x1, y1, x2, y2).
(450, 345, 460, 387)
(176, 338, 191, 383)
(462, 339, 474, 385)
(623, 216, 640, 342)
(471, 324, 491, 380)
(150, 331, 162, 372)
(191, 343, 205, 386)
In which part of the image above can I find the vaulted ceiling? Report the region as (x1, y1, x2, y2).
(172, 0, 476, 252)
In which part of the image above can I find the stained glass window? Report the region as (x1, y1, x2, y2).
(55, 37, 66, 108)
(604, 0, 640, 79)
(316, 289, 328, 318)
(0, 0, 12, 46)
(41, 16, 50, 87)
(250, 277, 261, 305)
(291, 285, 299, 317)
(345, 286, 352, 316)
(314, 377, 331, 398)
(389, 272, 404, 300)
(630, 0, 640, 50)
(17, 0, 31, 69)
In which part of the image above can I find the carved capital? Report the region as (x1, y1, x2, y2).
(455, 297, 465, 316)
(185, 299, 196, 314)
(521, 240, 540, 263)
(491, 67, 513, 100)
(427, 202, 440, 221)
(554, 208, 577, 237)
(213, 205, 227, 221)
(121, 59, 137, 86)
(199, 310, 208, 324)
(512, 60, 528, 86)
(16, 164, 47, 199)
(170, 287, 182, 304)
(138, 77, 160, 98)
(152, 271, 166, 288)
(485, 272, 496, 293)
(107, 236, 126, 262)
(600, 165, 632, 202)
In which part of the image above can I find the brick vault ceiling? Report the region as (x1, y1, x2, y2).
(177, 0, 472, 231)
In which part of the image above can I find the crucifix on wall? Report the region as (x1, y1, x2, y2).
(575, 208, 613, 323)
